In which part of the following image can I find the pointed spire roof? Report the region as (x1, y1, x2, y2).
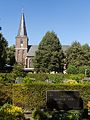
(18, 12, 27, 36)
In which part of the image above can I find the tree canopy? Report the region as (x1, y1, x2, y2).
(66, 41, 90, 67)
(0, 33, 8, 69)
(34, 31, 65, 73)
(6, 45, 15, 66)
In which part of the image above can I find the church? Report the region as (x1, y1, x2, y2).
(15, 12, 38, 71)
(15, 12, 69, 71)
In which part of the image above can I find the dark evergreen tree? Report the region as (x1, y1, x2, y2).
(6, 45, 15, 66)
(34, 31, 65, 73)
(0, 33, 8, 69)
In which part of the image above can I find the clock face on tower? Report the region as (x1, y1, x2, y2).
(20, 39, 23, 47)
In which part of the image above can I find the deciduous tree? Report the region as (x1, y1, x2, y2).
(34, 31, 65, 73)
(6, 45, 15, 66)
(66, 41, 90, 67)
(0, 33, 8, 69)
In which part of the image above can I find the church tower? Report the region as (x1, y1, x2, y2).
(15, 12, 28, 66)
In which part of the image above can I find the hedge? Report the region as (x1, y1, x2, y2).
(26, 73, 85, 83)
(0, 83, 12, 106)
(12, 83, 90, 111)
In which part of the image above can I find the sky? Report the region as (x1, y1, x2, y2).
(0, 0, 90, 46)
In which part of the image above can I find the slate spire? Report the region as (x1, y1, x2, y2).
(18, 12, 27, 36)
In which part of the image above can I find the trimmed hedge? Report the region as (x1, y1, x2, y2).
(0, 83, 12, 106)
(12, 83, 90, 111)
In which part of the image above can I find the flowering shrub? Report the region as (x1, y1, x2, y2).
(64, 80, 78, 85)
(0, 103, 24, 120)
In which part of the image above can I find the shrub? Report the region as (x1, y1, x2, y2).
(64, 80, 78, 85)
(0, 103, 24, 120)
(79, 66, 90, 77)
(67, 65, 78, 74)
(0, 83, 12, 106)
(32, 108, 47, 120)
(0, 73, 15, 83)
(27, 73, 65, 83)
(48, 73, 65, 83)
(23, 73, 84, 84)
(12, 64, 26, 78)
(51, 110, 83, 120)
(27, 73, 48, 82)
(68, 74, 85, 82)
(32, 109, 83, 120)
(22, 76, 35, 84)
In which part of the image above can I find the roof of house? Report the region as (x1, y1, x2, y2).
(27, 45, 70, 57)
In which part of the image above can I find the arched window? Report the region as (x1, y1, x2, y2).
(29, 58, 32, 68)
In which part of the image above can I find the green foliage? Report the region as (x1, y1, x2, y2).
(23, 73, 85, 83)
(0, 103, 24, 120)
(12, 83, 90, 111)
(0, 83, 12, 106)
(49, 110, 83, 120)
(27, 73, 66, 83)
(32, 109, 83, 120)
(12, 64, 26, 78)
(22, 76, 35, 84)
(64, 80, 78, 85)
(6, 45, 15, 66)
(66, 41, 90, 67)
(32, 108, 47, 120)
(67, 65, 78, 74)
(48, 73, 65, 83)
(0, 73, 15, 83)
(78, 66, 90, 77)
(34, 31, 65, 73)
(0, 33, 8, 69)
(27, 73, 48, 82)
(66, 74, 85, 82)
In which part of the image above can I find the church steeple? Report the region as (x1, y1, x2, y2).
(15, 12, 28, 66)
(18, 12, 27, 36)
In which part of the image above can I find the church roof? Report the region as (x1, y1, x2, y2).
(18, 12, 27, 36)
(27, 45, 38, 57)
(27, 45, 70, 57)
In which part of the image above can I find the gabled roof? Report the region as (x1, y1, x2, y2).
(27, 45, 38, 57)
(27, 45, 70, 57)
(18, 13, 27, 36)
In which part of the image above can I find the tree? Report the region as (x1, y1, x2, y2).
(81, 44, 90, 66)
(34, 31, 65, 73)
(0, 33, 8, 69)
(66, 41, 83, 67)
(6, 45, 15, 66)
(66, 41, 90, 67)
